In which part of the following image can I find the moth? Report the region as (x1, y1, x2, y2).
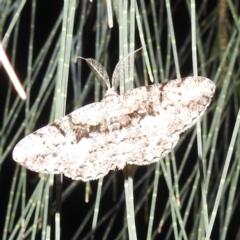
(13, 56, 215, 181)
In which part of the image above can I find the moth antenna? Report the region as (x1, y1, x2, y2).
(112, 47, 142, 91)
(77, 57, 111, 89)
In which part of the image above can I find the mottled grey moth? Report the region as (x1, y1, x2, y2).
(13, 57, 215, 181)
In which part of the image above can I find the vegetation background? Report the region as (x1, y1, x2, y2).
(0, 0, 239, 239)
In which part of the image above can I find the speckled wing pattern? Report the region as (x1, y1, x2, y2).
(12, 76, 215, 181)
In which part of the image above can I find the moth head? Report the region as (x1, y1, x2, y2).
(104, 88, 118, 97)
